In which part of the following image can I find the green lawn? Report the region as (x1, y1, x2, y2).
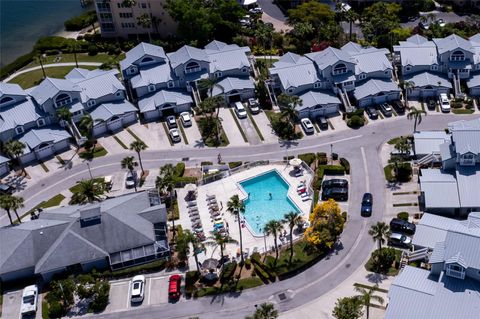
(24, 53, 122, 68)
(79, 146, 108, 159)
(69, 177, 105, 193)
(452, 108, 475, 114)
(9, 65, 98, 89)
(42, 194, 66, 208)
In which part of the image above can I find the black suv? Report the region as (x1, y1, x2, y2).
(365, 106, 378, 120)
(361, 193, 373, 217)
(390, 218, 416, 235)
(322, 187, 348, 201)
(322, 179, 348, 189)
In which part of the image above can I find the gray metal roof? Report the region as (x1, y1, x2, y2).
(448, 118, 480, 155)
(130, 63, 173, 89)
(353, 78, 400, 100)
(0, 82, 27, 97)
(412, 213, 461, 249)
(138, 89, 192, 113)
(393, 36, 438, 67)
(0, 96, 46, 132)
(350, 48, 392, 75)
(270, 58, 320, 90)
(413, 131, 450, 155)
(120, 42, 167, 71)
(204, 40, 249, 55)
(455, 166, 480, 208)
(406, 34, 429, 45)
(212, 76, 254, 95)
(386, 266, 480, 319)
(167, 45, 209, 69)
(30, 77, 81, 105)
(466, 72, 480, 88)
(0, 155, 9, 164)
(404, 72, 452, 89)
(439, 141, 453, 161)
(74, 69, 124, 102)
(429, 241, 446, 264)
(340, 41, 363, 54)
(469, 33, 480, 44)
(419, 169, 460, 208)
(433, 34, 474, 55)
(442, 221, 480, 269)
(272, 52, 305, 67)
(305, 47, 354, 70)
(89, 100, 137, 122)
(18, 127, 71, 150)
(208, 49, 250, 73)
(297, 90, 341, 110)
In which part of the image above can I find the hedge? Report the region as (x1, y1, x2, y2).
(339, 158, 350, 174)
(317, 152, 328, 165)
(298, 153, 316, 166)
(251, 255, 276, 282)
(228, 161, 243, 169)
(397, 212, 409, 221)
(98, 260, 166, 279)
(253, 263, 271, 283)
(220, 261, 237, 284)
(185, 271, 200, 297)
(0, 51, 35, 79)
(174, 162, 185, 177)
(173, 176, 198, 186)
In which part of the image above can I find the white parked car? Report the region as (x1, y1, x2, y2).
(234, 102, 247, 119)
(21, 285, 38, 316)
(131, 275, 145, 303)
(166, 115, 177, 128)
(249, 7, 263, 14)
(301, 118, 315, 134)
(180, 112, 192, 127)
(169, 128, 181, 143)
(125, 171, 137, 188)
(439, 93, 451, 112)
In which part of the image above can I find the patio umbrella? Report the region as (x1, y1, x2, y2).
(185, 183, 197, 192)
(202, 258, 219, 270)
(289, 158, 302, 167)
(203, 271, 218, 283)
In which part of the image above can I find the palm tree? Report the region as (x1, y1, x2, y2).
(197, 78, 224, 99)
(283, 211, 302, 263)
(368, 222, 391, 251)
(183, 229, 203, 272)
(56, 107, 73, 132)
(129, 140, 148, 176)
(354, 285, 384, 319)
(36, 55, 46, 79)
(137, 13, 152, 42)
(264, 219, 284, 263)
(226, 194, 245, 263)
(11, 195, 24, 223)
(205, 232, 238, 262)
(156, 164, 177, 240)
(70, 179, 107, 204)
(121, 156, 138, 192)
(246, 302, 278, 319)
(407, 106, 427, 133)
(277, 93, 302, 123)
(78, 113, 94, 139)
(0, 194, 15, 225)
(345, 10, 359, 41)
(402, 80, 415, 108)
(4, 140, 26, 174)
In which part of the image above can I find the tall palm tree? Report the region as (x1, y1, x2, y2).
(226, 194, 245, 263)
(56, 107, 73, 132)
(246, 302, 278, 319)
(129, 140, 148, 176)
(137, 13, 152, 42)
(402, 80, 415, 108)
(182, 229, 203, 272)
(70, 179, 107, 204)
(344, 10, 359, 41)
(277, 93, 302, 123)
(78, 113, 94, 139)
(156, 164, 177, 240)
(205, 232, 238, 262)
(11, 195, 24, 223)
(283, 211, 302, 263)
(121, 156, 139, 192)
(0, 194, 15, 225)
(368, 222, 391, 251)
(354, 285, 384, 319)
(407, 106, 427, 133)
(4, 140, 26, 174)
(264, 219, 284, 263)
(36, 55, 46, 79)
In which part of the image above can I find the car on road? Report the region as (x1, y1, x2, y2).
(166, 115, 177, 128)
(180, 112, 192, 127)
(390, 218, 416, 235)
(361, 193, 373, 217)
(234, 102, 247, 119)
(365, 106, 378, 119)
(168, 274, 182, 300)
(388, 232, 412, 248)
(247, 98, 260, 114)
(249, 7, 263, 14)
(322, 179, 348, 189)
(436, 19, 446, 27)
(131, 275, 145, 303)
(169, 128, 181, 143)
(439, 93, 451, 112)
(317, 116, 328, 130)
(300, 118, 315, 134)
(21, 285, 38, 316)
(125, 171, 137, 188)
(379, 103, 393, 117)
(322, 187, 348, 201)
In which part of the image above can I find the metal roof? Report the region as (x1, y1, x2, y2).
(167, 45, 209, 69)
(75, 70, 124, 102)
(120, 42, 167, 71)
(419, 169, 460, 208)
(89, 100, 137, 122)
(466, 72, 480, 88)
(353, 78, 400, 100)
(0, 82, 27, 97)
(443, 222, 480, 269)
(270, 59, 320, 90)
(0, 155, 9, 164)
(433, 34, 474, 55)
(412, 213, 461, 249)
(455, 166, 480, 209)
(404, 71, 452, 89)
(138, 90, 193, 113)
(208, 49, 250, 73)
(350, 48, 392, 75)
(0, 96, 46, 132)
(30, 77, 81, 105)
(305, 47, 354, 70)
(297, 90, 341, 110)
(18, 127, 71, 150)
(439, 141, 453, 161)
(448, 118, 480, 155)
(212, 76, 254, 95)
(413, 131, 450, 155)
(130, 63, 173, 89)
(393, 36, 438, 67)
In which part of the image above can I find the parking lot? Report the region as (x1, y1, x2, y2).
(2, 289, 42, 319)
(218, 107, 249, 147)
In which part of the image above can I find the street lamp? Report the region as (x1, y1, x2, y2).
(86, 162, 93, 179)
(330, 144, 333, 164)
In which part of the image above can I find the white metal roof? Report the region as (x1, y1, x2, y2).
(413, 131, 450, 155)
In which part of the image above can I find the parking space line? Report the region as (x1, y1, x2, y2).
(147, 278, 152, 305)
(361, 147, 369, 192)
(126, 280, 131, 309)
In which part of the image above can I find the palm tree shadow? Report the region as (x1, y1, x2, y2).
(279, 139, 299, 150)
(193, 139, 205, 148)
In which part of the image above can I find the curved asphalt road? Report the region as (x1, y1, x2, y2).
(10, 114, 479, 318)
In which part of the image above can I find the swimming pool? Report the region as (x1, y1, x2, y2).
(239, 170, 301, 236)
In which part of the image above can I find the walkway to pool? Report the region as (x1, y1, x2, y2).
(177, 163, 314, 269)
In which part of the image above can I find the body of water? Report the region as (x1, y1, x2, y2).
(0, 0, 89, 67)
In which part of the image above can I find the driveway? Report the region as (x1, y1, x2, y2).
(128, 122, 171, 150)
(218, 107, 249, 147)
(179, 119, 204, 148)
(238, 114, 262, 145)
(257, 0, 291, 32)
(2, 290, 22, 319)
(252, 111, 279, 143)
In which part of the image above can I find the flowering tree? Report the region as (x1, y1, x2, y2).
(304, 199, 345, 249)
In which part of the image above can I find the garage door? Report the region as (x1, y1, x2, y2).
(35, 144, 54, 160)
(20, 152, 36, 164)
(123, 112, 137, 125)
(374, 94, 387, 104)
(358, 97, 372, 108)
(93, 122, 107, 136)
(107, 117, 123, 132)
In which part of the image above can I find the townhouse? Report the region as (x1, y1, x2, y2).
(120, 41, 255, 121)
(268, 41, 400, 119)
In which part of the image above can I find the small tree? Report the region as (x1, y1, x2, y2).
(70, 179, 107, 204)
(368, 221, 391, 251)
(403, 80, 415, 108)
(0, 194, 15, 225)
(129, 140, 148, 176)
(354, 285, 384, 319)
(227, 194, 245, 263)
(283, 211, 302, 263)
(156, 164, 176, 240)
(407, 106, 427, 133)
(137, 13, 152, 42)
(332, 296, 363, 319)
(245, 302, 278, 319)
(304, 199, 345, 250)
(205, 232, 238, 262)
(5, 140, 26, 174)
(264, 220, 284, 263)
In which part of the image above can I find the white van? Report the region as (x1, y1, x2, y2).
(234, 102, 247, 119)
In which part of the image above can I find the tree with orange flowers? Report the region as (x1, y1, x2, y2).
(304, 199, 345, 249)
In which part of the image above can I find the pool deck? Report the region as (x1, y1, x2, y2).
(177, 164, 314, 268)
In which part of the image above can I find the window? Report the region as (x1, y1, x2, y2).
(129, 66, 138, 74)
(405, 66, 411, 72)
(167, 81, 174, 88)
(119, 12, 133, 18)
(343, 81, 353, 86)
(122, 22, 135, 28)
(73, 110, 83, 116)
(287, 88, 294, 93)
(333, 63, 347, 75)
(37, 118, 46, 127)
(116, 91, 123, 97)
(15, 126, 24, 135)
(97, 2, 111, 11)
(460, 153, 475, 166)
(384, 70, 390, 75)
(450, 50, 465, 61)
(185, 61, 200, 74)
(55, 93, 71, 107)
(431, 64, 439, 71)
(459, 69, 469, 73)
(0, 96, 14, 105)
(148, 84, 156, 92)
(242, 67, 249, 73)
(87, 100, 96, 107)
(359, 74, 366, 80)
(141, 2, 147, 8)
(313, 82, 321, 89)
(214, 71, 222, 78)
(141, 57, 153, 64)
(446, 264, 465, 279)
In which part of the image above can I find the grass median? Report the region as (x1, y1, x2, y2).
(246, 109, 265, 141)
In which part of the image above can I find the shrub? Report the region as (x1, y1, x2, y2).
(228, 161, 243, 169)
(87, 44, 99, 56)
(244, 258, 252, 270)
(0, 51, 35, 79)
(253, 263, 270, 283)
(342, 211, 348, 222)
(220, 261, 237, 284)
(339, 158, 350, 174)
(322, 165, 345, 175)
(298, 153, 316, 166)
(397, 212, 409, 221)
(185, 271, 200, 297)
(347, 115, 365, 128)
(366, 248, 397, 274)
(332, 152, 338, 160)
(317, 152, 328, 165)
(34, 36, 78, 53)
(173, 176, 198, 186)
(201, 161, 213, 166)
(48, 299, 64, 318)
(89, 281, 110, 313)
(346, 108, 365, 119)
(64, 11, 97, 31)
(174, 162, 185, 177)
(396, 163, 412, 182)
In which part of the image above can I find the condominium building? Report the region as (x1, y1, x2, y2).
(95, 0, 177, 38)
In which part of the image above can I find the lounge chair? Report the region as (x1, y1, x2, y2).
(189, 207, 199, 213)
(190, 216, 201, 222)
(209, 204, 219, 211)
(189, 212, 200, 218)
(206, 194, 216, 200)
(192, 221, 202, 228)
(301, 195, 311, 202)
(187, 200, 197, 207)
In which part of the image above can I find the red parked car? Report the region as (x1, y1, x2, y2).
(168, 275, 182, 300)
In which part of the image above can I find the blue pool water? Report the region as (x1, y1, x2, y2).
(239, 170, 300, 236)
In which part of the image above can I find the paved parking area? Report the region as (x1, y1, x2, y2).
(320, 175, 350, 213)
(2, 290, 22, 319)
(253, 111, 279, 143)
(238, 114, 262, 145)
(179, 118, 204, 148)
(218, 107, 248, 147)
(146, 276, 169, 305)
(98, 134, 129, 155)
(106, 280, 131, 313)
(128, 122, 170, 151)
(327, 113, 349, 132)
